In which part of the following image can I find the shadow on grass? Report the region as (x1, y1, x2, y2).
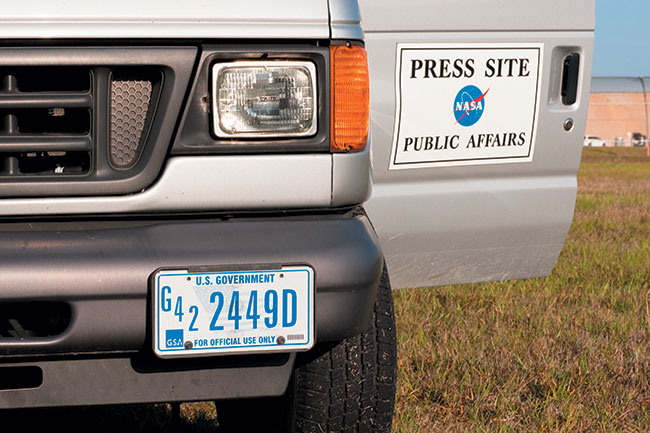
(0, 402, 219, 433)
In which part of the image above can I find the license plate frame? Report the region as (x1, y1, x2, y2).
(152, 265, 314, 359)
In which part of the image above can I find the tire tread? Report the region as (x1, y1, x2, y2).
(293, 267, 397, 433)
(217, 267, 397, 433)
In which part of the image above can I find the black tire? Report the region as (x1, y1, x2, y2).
(216, 267, 397, 433)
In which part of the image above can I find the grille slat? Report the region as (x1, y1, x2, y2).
(0, 135, 91, 152)
(0, 67, 93, 178)
(0, 93, 91, 109)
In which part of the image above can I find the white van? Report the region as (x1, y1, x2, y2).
(0, 1, 593, 431)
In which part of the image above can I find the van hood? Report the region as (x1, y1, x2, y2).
(0, 0, 330, 39)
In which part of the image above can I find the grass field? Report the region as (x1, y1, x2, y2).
(392, 146, 650, 432)
(5, 147, 650, 432)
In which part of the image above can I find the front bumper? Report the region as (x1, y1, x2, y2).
(0, 209, 382, 408)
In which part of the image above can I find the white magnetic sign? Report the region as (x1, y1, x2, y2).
(389, 43, 543, 169)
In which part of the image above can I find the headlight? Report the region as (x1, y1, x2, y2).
(211, 61, 317, 138)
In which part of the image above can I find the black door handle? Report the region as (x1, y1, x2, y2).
(561, 52, 581, 105)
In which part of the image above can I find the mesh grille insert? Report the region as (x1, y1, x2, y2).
(110, 76, 154, 169)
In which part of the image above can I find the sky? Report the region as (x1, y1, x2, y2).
(593, 0, 650, 76)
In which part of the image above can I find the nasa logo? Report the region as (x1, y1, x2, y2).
(453, 85, 489, 127)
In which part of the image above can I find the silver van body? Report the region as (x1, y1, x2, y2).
(0, 0, 594, 423)
(361, 0, 594, 288)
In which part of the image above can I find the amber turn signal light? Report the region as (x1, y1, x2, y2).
(330, 44, 370, 152)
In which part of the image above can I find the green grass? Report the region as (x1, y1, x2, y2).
(392, 147, 650, 432)
(6, 147, 650, 433)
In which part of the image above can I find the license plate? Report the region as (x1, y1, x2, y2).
(153, 266, 314, 358)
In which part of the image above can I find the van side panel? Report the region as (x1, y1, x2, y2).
(361, 0, 594, 289)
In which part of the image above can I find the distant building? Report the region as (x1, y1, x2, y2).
(586, 77, 649, 147)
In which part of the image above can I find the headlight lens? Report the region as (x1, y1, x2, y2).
(212, 61, 317, 138)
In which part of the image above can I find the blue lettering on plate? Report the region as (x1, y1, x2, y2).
(166, 329, 184, 348)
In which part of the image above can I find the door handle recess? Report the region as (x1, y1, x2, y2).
(561, 52, 580, 105)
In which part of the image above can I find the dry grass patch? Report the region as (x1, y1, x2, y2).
(392, 147, 650, 432)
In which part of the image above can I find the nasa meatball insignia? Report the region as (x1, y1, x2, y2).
(453, 85, 488, 127)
